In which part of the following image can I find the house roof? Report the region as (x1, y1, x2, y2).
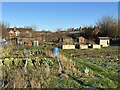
(7, 27, 33, 33)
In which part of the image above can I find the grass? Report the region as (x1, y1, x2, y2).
(0, 45, 119, 88)
(60, 46, 119, 88)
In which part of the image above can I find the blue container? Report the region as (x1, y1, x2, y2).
(1, 41, 6, 47)
(53, 47, 59, 56)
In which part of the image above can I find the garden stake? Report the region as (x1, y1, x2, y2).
(57, 58, 62, 68)
(57, 58, 63, 75)
(24, 57, 28, 73)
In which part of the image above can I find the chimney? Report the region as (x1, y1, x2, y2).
(88, 27, 90, 30)
(80, 26, 82, 31)
(72, 28, 74, 31)
(94, 26, 96, 30)
(86, 27, 89, 30)
(14, 27, 17, 32)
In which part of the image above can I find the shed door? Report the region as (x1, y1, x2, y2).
(107, 40, 109, 45)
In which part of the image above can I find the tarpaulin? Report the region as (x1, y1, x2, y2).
(53, 47, 59, 56)
(1, 41, 6, 47)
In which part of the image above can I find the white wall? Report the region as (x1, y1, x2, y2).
(92, 44, 101, 49)
(80, 45, 88, 49)
(100, 40, 109, 47)
(62, 45, 75, 49)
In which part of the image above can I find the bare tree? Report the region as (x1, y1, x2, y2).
(96, 16, 118, 37)
(0, 21, 10, 39)
(31, 24, 38, 31)
(1, 21, 10, 30)
(118, 19, 120, 37)
(0, 21, 2, 39)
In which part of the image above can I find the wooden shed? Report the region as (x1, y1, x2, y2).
(22, 38, 32, 46)
(77, 36, 86, 44)
(60, 37, 74, 44)
(97, 37, 110, 47)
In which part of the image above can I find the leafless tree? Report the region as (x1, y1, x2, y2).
(31, 24, 38, 31)
(96, 16, 118, 37)
(0, 21, 2, 39)
(0, 21, 10, 39)
(118, 19, 120, 37)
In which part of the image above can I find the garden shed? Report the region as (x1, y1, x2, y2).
(60, 37, 74, 44)
(22, 38, 32, 46)
(77, 36, 86, 44)
(33, 41, 39, 46)
(97, 37, 110, 47)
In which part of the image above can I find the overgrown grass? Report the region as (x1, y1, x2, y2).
(0, 46, 119, 88)
(60, 46, 119, 88)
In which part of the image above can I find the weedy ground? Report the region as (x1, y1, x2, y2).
(0, 45, 119, 88)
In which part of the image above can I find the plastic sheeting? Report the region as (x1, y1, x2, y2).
(53, 47, 59, 56)
(1, 41, 6, 47)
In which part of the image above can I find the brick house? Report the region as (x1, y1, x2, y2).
(6, 27, 44, 46)
(92, 26, 101, 35)
(6, 27, 33, 45)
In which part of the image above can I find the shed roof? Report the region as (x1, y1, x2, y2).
(98, 37, 109, 40)
(76, 36, 85, 39)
